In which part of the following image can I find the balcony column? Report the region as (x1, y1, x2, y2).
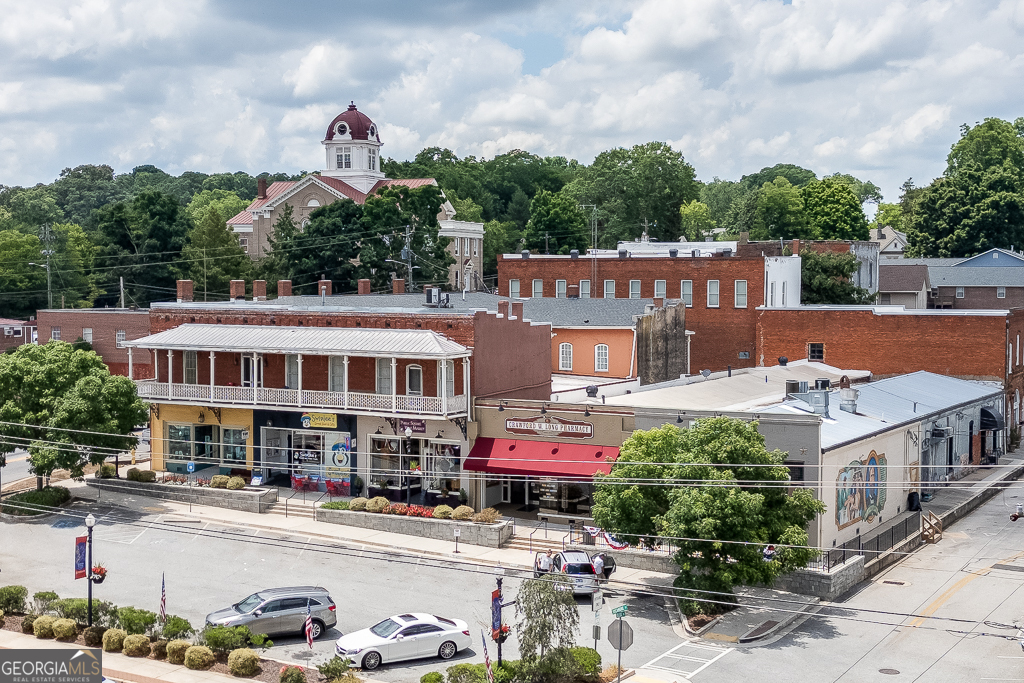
(252, 353, 259, 404)
(128, 347, 133, 380)
(167, 350, 173, 391)
(463, 357, 470, 417)
(297, 354, 303, 407)
(441, 359, 448, 416)
(391, 357, 397, 411)
(209, 351, 215, 400)
(343, 356, 349, 410)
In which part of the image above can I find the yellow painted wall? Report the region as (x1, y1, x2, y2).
(150, 403, 255, 472)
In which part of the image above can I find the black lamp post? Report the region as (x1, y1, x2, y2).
(85, 513, 96, 626)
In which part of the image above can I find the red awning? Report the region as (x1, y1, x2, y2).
(465, 438, 619, 478)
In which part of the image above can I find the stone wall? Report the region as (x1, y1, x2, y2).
(86, 478, 278, 513)
(772, 555, 865, 601)
(566, 544, 679, 575)
(316, 508, 513, 548)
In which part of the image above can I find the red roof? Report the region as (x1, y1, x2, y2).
(226, 209, 252, 226)
(370, 178, 438, 193)
(0, 318, 30, 326)
(464, 437, 619, 478)
(319, 176, 368, 203)
(324, 103, 380, 142)
(247, 181, 296, 211)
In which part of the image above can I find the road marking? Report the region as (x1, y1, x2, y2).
(640, 641, 731, 679)
(909, 550, 1024, 627)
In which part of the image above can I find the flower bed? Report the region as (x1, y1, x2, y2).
(315, 506, 513, 548)
(86, 478, 277, 513)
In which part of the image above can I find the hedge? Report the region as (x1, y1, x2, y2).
(0, 487, 71, 516)
(167, 639, 191, 665)
(228, 648, 261, 677)
(53, 618, 78, 641)
(33, 616, 55, 639)
(102, 628, 127, 652)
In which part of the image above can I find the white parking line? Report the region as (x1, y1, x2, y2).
(640, 641, 732, 679)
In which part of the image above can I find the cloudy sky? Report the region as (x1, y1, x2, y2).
(2, 0, 1023, 200)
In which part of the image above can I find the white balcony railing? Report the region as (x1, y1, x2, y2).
(135, 380, 468, 417)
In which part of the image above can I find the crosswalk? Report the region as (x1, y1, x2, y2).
(638, 641, 732, 680)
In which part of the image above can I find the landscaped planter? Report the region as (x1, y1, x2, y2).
(315, 507, 514, 548)
(86, 478, 278, 513)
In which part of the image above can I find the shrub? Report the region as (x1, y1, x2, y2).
(493, 660, 520, 683)
(459, 488, 469, 504)
(421, 673, 444, 683)
(152, 639, 169, 660)
(321, 501, 349, 510)
(83, 626, 106, 648)
(570, 647, 602, 681)
(407, 505, 434, 518)
(472, 508, 502, 524)
(139, 470, 157, 483)
(21, 614, 38, 633)
(365, 496, 389, 513)
(228, 648, 261, 677)
(317, 656, 351, 679)
(433, 504, 453, 519)
(348, 497, 368, 511)
(53, 598, 89, 624)
(126, 468, 142, 481)
(118, 606, 158, 635)
(279, 666, 306, 683)
(386, 503, 408, 515)
(93, 601, 120, 629)
(33, 615, 55, 639)
(0, 609, 4, 628)
(0, 585, 29, 613)
(185, 645, 215, 670)
(227, 476, 246, 490)
(446, 663, 487, 683)
(53, 618, 78, 641)
(98, 464, 116, 478)
(160, 614, 195, 640)
(123, 634, 152, 657)
(211, 475, 230, 489)
(452, 505, 474, 521)
(167, 639, 191, 665)
(102, 628, 127, 652)
(201, 625, 272, 654)
(33, 591, 60, 614)
(0, 487, 71, 516)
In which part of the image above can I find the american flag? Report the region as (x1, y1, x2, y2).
(159, 573, 166, 623)
(304, 599, 314, 649)
(480, 631, 493, 683)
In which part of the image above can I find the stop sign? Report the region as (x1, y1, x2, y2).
(608, 619, 633, 650)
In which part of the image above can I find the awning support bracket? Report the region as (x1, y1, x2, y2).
(451, 416, 467, 439)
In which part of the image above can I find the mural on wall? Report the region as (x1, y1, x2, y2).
(836, 450, 888, 530)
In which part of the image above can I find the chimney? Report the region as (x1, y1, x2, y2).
(257, 178, 267, 200)
(277, 280, 292, 297)
(253, 280, 267, 301)
(510, 301, 524, 319)
(791, 239, 801, 255)
(318, 279, 333, 296)
(654, 297, 664, 308)
(392, 278, 405, 294)
(229, 280, 245, 301)
(176, 280, 194, 303)
(357, 279, 371, 295)
(567, 284, 580, 299)
(876, 227, 885, 239)
(497, 300, 510, 318)
(840, 388, 860, 414)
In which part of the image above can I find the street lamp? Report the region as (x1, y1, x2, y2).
(85, 514, 96, 626)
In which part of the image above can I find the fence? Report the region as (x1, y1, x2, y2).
(812, 510, 921, 572)
(565, 525, 675, 557)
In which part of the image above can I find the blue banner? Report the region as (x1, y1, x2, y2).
(75, 536, 87, 579)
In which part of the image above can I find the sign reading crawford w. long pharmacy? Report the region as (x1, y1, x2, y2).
(505, 415, 594, 439)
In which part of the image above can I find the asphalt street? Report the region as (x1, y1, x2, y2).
(1, 451, 34, 488)
(0, 489, 680, 681)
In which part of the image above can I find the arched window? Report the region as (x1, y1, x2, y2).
(306, 198, 320, 207)
(559, 343, 573, 371)
(406, 365, 422, 397)
(595, 344, 609, 372)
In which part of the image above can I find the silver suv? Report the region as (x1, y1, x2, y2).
(205, 586, 337, 639)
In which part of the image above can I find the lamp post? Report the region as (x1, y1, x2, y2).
(85, 513, 96, 626)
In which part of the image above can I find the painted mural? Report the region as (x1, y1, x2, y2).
(836, 450, 888, 530)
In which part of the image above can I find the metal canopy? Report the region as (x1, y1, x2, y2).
(981, 407, 1005, 431)
(123, 323, 471, 358)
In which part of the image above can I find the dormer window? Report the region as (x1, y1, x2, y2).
(336, 147, 351, 169)
(369, 125, 376, 138)
(335, 122, 350, 137)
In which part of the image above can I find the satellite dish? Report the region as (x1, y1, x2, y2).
(700, 369, 711, 378)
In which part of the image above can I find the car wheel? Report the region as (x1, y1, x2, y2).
(362, 652, 382, 671)
(438, 641, 458, 660)
(308, 619, 324, 640)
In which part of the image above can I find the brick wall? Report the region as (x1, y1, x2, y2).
(36, 309, 154, 377)
(935, 286, 1024, 310)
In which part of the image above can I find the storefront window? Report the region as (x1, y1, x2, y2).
(167, 424, 192, 460)
(426, 442, 461, 493)
(194, 425, 218, 464)
(223, 428, 247, 463)
(371, 436, 401, 487)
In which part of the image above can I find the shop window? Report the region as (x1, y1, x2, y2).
(167, 424, 192, 459)
(184, 350, 198, 385)
(426, 441, 461, 494)
(376, 358, 392, 394)
(407, 365, 423, 396)
(286, 354, 299, 389)
(595, 344, 609, 372)
(329, 356, 345, 392)
(438, 359, 455, 397)
(579, 280, 590, 298)
(559, 343, 573, 371)
(223, 428, 247, 463)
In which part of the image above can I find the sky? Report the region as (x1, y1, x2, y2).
(2, 0, 1023, 201)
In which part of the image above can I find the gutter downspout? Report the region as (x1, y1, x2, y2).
(629, 324, 637, 379)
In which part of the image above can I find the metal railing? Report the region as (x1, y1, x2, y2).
(810, 510, 922, 572)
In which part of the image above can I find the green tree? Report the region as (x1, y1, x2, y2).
(4, 187, 63, 232)
(502, 188, 532, 229)
(444, 189, 484, 223)
(185, 190, 249, 226)
(514, 574, 578, 659)
(182, 207, 251, 300)
(525, 189, 588, 254)
(51, 165, 125, 225)
(678, 200, 717, 241)
(699, 179, 744, 232)
(825, 173, 883, 205)
(0, 230, 48, 317)
(482, 220, 522, 277)
(801, 178, 869, 241)
(739, 163, 817, 191)
(751, 177, 813, 240)
(0, 342, 147, 483)
(872, 202, 903, 232)
(800, 249, 873, 304)
(946, 118, 1024, 176)
(274, 200, 363, 294)
(49, 223, 101, 309)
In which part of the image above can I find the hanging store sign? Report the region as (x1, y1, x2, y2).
(505, 415, 594, 439)
(399, 418, 427, 434)
(300, 412, 337, 429)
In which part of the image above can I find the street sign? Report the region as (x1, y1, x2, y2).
(454, 528, 462, 537)
(592, 592, 604, 612)
(186, 461, 195, 473)
(608, 619, 634, 651)
(611, 605, 628, 618)
(592, 625, 601, 641)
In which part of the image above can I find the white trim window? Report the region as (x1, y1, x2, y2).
(734, 280, 747, 308)
(956, 286, 965, 298)
(532, 279, 543, 298)
(329, 356, 345, 392)
(998, 286, 1007, 299)
(782, 281, 787, 307)
(579, 280, 591, 298)
(50, 327, 61, 341)
(604, 280, 616, 298)
(286, 354, 299, 389)
(116, 330, 126, 348)
(82, 328, 93, 343)
(375, 357, 392, 394)
(438, 359, 455, 397)
(454, 239, 459, 256)
(654, 280, 666, 299)
(336, 147, 351, 169)
(556, 280, 567, 298)
(559, 343, 573, 371)
(406, 364, 423, 396)
(368, 148, 377, 171)
(629, 280, 641, 299)
(239, 237, 249, 253)
(184, 350, 198, 385)
(707, 280, 720, 307)
(509, 279, 520, 298)
(595, 344, 609, 372)
(681, 280, 693, 307)
(473, 240, 479, 256)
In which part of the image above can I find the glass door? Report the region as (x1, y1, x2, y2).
(242, 356, 263, 388)
(294, 431, 324, 478)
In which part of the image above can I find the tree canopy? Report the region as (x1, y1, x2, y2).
(801, 178, 870, 241)
(800, 249, 873, 304)
(525, 189, 588, 254)
(181, 207, 251, 300)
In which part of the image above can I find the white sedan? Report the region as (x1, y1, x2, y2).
(335, 613, 472, 670)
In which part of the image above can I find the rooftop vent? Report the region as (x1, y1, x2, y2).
(669, 248, 678, 258)
(840, 388, 859, 414)
(585, 385, 598, 398)
(618, 249, 628, 259)
(791, 388, 831, 416)
(570, 249, 579, 259)
(815, 378, 831, 390)
(778, 356, 789, 366)
(521, 250, 530, 259)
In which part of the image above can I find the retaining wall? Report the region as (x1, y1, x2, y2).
(316, 508, 514, 548)
(86, 478, 278, 513)
(772, 555, 865, 601)
(566, 544, 679, 575)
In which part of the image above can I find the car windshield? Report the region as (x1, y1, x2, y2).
(370, 618, 402, 638)
(234, 594, 263, 613)
(565, 564, 595, 575)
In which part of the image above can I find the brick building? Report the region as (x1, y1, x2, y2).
(880, 249, 1024, 309)
(0, 317, 36, 351)
(34, 308, 153, 376)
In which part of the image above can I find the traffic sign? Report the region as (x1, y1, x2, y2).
(608, 619, 633, 651)
(592, 592, 604, 612)
(186, 461, 195, 473)
(611, 605, 628, 618)
(592, 625, 601, 641)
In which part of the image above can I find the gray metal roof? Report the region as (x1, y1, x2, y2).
(123, 324, 471, 357)
(926, 266, 1024, 287)
(762, 371, 1002, 450)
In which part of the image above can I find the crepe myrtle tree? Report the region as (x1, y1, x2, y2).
(0, 341, 148, 487)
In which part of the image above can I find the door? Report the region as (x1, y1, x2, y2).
(390, 626, 424, 661)
(415, 624, 445, 656)
(194, 425, 217, 465)
(277, 597, 312, 632)
(242, 356, 263, 388)
(249, 600, 284, 635)
(501, 478, 511, 504)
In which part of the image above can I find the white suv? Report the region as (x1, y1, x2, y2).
(535, 550, 600, 595)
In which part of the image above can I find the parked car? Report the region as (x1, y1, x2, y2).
(205, 586, 336, 639)
(533, 550, 608, 594)
(335, 613, 471, 670)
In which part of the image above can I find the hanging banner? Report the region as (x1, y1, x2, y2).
(75, 536, 88, 579)
(491, 589, 502, 637)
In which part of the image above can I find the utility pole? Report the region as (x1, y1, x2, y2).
(544, 232, 550, 255)
(400, 224, 414, 289)
(40, 224, 54, 309)
(119, 277, 125, 309)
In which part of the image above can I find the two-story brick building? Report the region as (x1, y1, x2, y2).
(35, 308, 153, 376)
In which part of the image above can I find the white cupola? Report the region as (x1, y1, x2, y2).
(320, 102, 385, 193)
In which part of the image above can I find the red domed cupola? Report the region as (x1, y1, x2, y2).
(324, 102, 381, 142)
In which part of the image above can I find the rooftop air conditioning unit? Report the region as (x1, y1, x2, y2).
(3, 327, 11, 336)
